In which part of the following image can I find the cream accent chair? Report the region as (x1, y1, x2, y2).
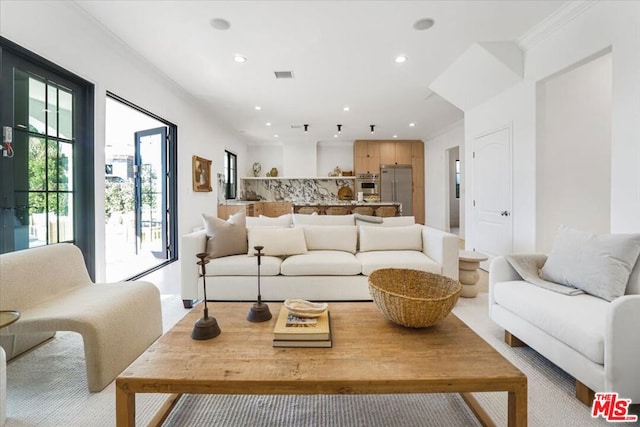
(0, 244, 162, 392)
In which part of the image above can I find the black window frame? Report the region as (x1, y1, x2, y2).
(0, 36, 95, 278)
(224, 150, 237, 200)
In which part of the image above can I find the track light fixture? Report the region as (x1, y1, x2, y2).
(337, 124, 342, 133)
(304, 124, 309, 132)
(370, 124, 375, 133)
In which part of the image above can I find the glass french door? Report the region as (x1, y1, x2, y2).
(0, 42, 94, 276)
(104, 93, 177, 281)
(134, 127, 167, 259)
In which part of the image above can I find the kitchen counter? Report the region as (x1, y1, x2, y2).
(292, 201, 402, 216)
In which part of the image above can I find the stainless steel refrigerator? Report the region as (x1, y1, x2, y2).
(380, 165, 412, 216)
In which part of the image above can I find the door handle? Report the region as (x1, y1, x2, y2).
(500, 210, 510, 216)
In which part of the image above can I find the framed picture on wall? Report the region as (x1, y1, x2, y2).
(192, 155, 212, 192)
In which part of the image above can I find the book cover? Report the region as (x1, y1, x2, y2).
(273, 308, 330, 341)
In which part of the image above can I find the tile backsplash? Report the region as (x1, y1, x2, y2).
(240, 178, 354, 202)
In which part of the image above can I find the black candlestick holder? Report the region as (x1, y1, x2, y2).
(191, 252, 221, 340)
(247, 245, 272, 322)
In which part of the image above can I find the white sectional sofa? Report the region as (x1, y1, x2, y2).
(489, 227, 640, 404)
(181, 213, 459, 307)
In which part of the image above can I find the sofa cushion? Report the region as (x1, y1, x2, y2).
(281, 251, 361, 276)
(302, 225, 357, 254)
(541, 226, 640, 301)
(246, 214, 292, 227)
(493, 280, 607, 364)
(247, 227, 307, 256)
(202, 211, 248, 259)
(206, 254, 282, 276)
(293, 213, 355, 226)
(359, 224, 422, 252)
(356, 250, 440, 276)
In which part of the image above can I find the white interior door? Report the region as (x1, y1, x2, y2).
(472, 126, 513, 261)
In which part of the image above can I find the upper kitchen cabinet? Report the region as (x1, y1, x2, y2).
(411, 141, 425, 186)
(380, 141, 413, 165)
(354, 140, 380, 174)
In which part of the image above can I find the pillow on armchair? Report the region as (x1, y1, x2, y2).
(541, 226, 640, 301)
(202, 211, 248, 259)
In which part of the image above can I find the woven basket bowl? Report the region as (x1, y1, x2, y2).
(368, 268, 462, 328)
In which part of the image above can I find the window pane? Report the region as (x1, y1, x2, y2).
(47, 85, 58, 137)
(47, 139, 58, 191)
(47, 192, 58, 243)
(59, 141, 73, 191)
(59, 193, 74, 242)
(28, 193, 47, 248)
(28, 136, 46, 191)
(59, 89, 73, 139)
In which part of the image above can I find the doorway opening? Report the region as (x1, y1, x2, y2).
(104, 94, 177, 281)
(447, 146, 461, 235)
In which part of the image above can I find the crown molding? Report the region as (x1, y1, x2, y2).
(517, 0, 599, 51)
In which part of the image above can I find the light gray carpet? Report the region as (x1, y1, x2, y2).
(4, 293, 624, 426)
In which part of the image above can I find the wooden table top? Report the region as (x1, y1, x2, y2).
(118, 302, 524, 395)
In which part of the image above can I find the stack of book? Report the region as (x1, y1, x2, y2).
(272, 308, 332, 348)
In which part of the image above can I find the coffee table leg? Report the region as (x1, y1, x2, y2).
(116, 384, 135, 427)
(508, 384, 528, 427)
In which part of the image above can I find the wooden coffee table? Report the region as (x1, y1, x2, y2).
(116, 302, 526, 426)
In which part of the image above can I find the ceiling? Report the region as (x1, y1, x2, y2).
(75, 1, 567, 145)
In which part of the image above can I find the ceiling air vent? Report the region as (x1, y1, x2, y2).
(274, 71, 294, 79)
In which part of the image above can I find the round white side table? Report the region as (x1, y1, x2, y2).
(0, 310, 20, 427)
(458, 250, 488, 298)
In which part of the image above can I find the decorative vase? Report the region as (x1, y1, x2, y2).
(270, 167, 278, 177)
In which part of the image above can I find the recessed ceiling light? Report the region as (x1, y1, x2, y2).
(392, 135, 398, 138)
(210, 18, 231, 30)
(266, 122, 271, 126)
(395, 55, 408, 63)
(409, 122, 416, 127)
(234, 55, 247, 63)
(333, 134, 338, 138)
(254, 106, 262, 110)
(343, 106, 350, 111)
(273, 134, 279, 138)
(413, 18, 435, 31)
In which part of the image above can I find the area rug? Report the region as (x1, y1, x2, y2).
(4, 293, 624, 426)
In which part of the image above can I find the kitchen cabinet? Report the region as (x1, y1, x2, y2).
(380, 141, 412, 165)
(353, 141, 380, 174)
(262, 202, 292, 217)
(413, 186, 425, 224)
(217, 204, 244, 219)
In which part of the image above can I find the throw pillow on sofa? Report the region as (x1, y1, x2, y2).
(302, 225, 357, 254)
(359, 224, 423, 252)
(202, 211, 248, 259)
(247, 227, 308, 256)
(541, 225, 640, 301)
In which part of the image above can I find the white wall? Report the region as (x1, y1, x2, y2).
(465, 1, 640, 253)
(283, 141, 317, 177)
(245, 144, 284, 177)
(424, 121, 464, 234)
(316, 141, 354, 177)
(0, 1, 249, 280)
(465, 81, 536, 253)
(526, 2, 640, 234)
(536, 52, 612, 252)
